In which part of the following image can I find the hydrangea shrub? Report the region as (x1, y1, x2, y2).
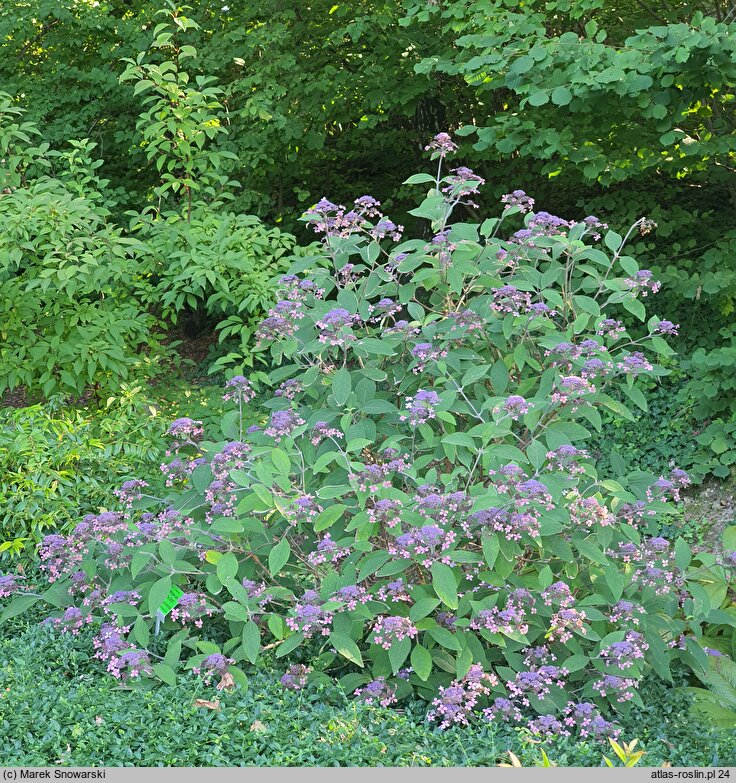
(3, 134, 735, 740)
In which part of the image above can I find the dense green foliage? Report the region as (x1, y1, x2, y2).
(0, 383, 230, 562)
(1, 615, 735, 766)
(0, 20, 303, 397)
(0, 104, 160, 398)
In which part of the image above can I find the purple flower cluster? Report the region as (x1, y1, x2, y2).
(446, 309, 485, 336)
(389, 524, 456, 568)
(580, 215, 608, 240)
(0, 572, 22, 598)
(599, 631, 649, 670)
(597, 318, 626, 340)
(484, 696, 522, 723)
(287, 590, 333, 637)
(281, 664, 311, 690)
(608, 600, 646, 627)
(467, 507, 540, 541)
(307, 533, 351, 567)
(470, 603, 529, 636)
(490, 285, 532, 316)
(222, 375, 255, 403)
(593, 674, 640, 703)
(241, 578, 273, 608)
(375, 578, 412, 603)
(126, 507, 194, 545)
(368, 297, 402, 322)
(101, 590, 141, 614)
(551, 375, 596, 411)
(424, 132, 458, 158)
(501, 190, 535, 213)
(545, 445, 588, 476)
(484, 663, 622, 740)
(654, 320, 679, 335)
(443, 166, 485, 199)
(367, 498, 403, 529)
(548, 608, 588, 643)
(264, 409, 305, 442)
(255, 297, 305, 345)
(160, 456, 205, 487)
(211, 442, 252, 479)
(278, 275, 324, 301)
(410, 342, 447, 373)
(284, 494, 323, 527)
(114, 479, 148, 507)
(39, 511, 129, 581)
(527, 211, 572, 236)
(170, 592, 214, 628)
(563, 701, 620, 739)
(93, 623, 152, 681)
(304, 195, 405, 244)
(304, 200, 363, 237)
(354, 677, 397, 707)
(352, 449, 411, 492)
(541, 581, 575, 608)
(45, 606, 92, 635)
(274, 379, 303, 401)
(567, 492, 615, 529)
(371, 615, 418, 649)
(646, 468, 691, 502)
(370, 218, 403, 242)
(428, 665, 498, 729)
(400, 390, 441, 427)
(204, 478, 239, 522)
(109, 649, 154, 681)
(316, 308, 358, 347)
(414, 488, 471, 525)
(195, 653, 235, 685)
(507, 665, 569, 706)
(494, 395, 529, 420)
(526, 714, 570, 738)
(332, 584, 370, 610)
(617, 352, 653, 376)
(624, 269, 661, 297)
(167, 417, 204, 442)
(544, 339, 606, 371)
(310, 421, 342, 446)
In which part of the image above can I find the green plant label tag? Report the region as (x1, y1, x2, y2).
(158, 585, 184, 617)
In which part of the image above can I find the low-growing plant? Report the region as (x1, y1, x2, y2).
(3, 134, 735, 742)
(1, 607, 735, 767)
(0, 391, 168, 562)
(588, 375, 699, 479)
(0, 383, 231, 563)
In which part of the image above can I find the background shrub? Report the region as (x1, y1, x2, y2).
(0, 102, 163, 399)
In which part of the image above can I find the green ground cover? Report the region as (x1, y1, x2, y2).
(1, 616, 734, 767)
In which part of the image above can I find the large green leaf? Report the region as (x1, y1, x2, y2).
(431, 562, 458, 609)
(329, 632, 364, 667)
